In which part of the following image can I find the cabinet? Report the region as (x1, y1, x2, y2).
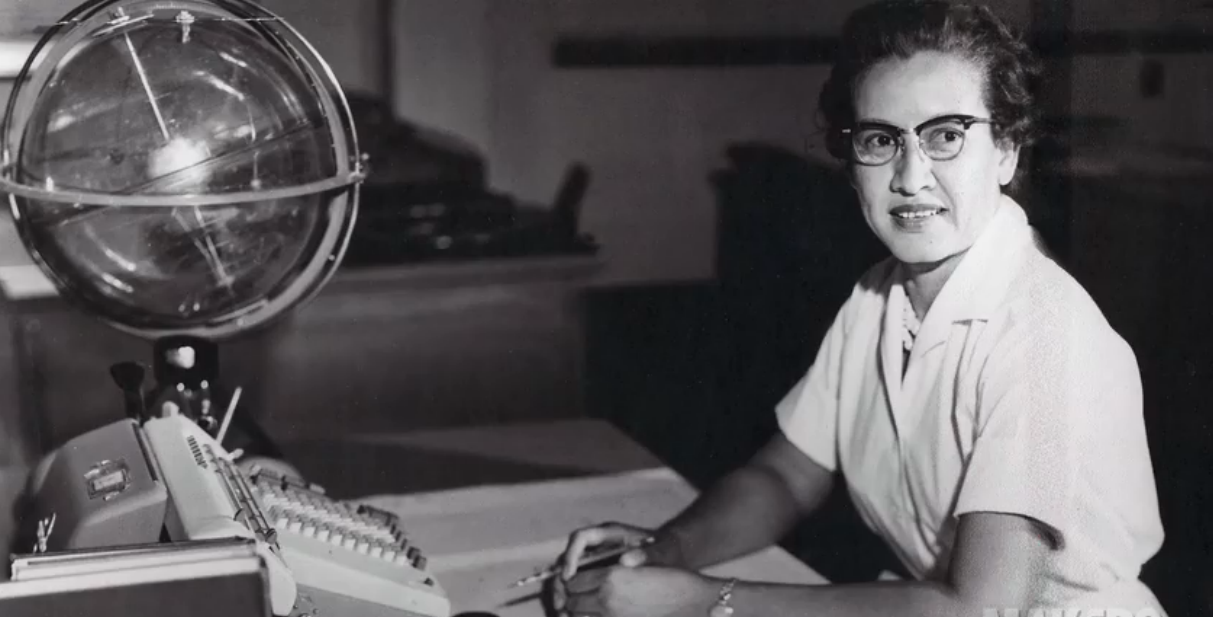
(0, 220, 602, 458)
(248, 256, 601, 442)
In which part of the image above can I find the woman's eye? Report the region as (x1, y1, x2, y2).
(927, 128, 963, 144)
(864, 133, 895, 148)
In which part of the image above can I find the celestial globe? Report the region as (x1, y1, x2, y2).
(0, 0, 364, 340)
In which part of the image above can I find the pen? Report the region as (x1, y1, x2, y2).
(508, 537, 655, 588)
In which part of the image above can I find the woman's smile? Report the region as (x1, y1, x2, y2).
(890, 204, 947, 231)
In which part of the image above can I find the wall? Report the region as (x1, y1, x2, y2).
(389, 0, 848, 285)
(257, 0, 386, 97)
(8, 0, 1211, 288)
(256, 0, 1117, 287)
(1068, 0, 1213, 152)
(1063, 0, 1213, 291)
(384, 0, 1063, 285)
(382, 0, 1213, 286)
(386, 1, 1023, 286)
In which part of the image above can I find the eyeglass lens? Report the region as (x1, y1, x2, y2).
(851, 118, 971, 165)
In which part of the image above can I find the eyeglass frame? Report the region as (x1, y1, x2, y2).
(840, 114, 997, 166)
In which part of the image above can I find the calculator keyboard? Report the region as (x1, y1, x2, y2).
(249, 469, 450, 617)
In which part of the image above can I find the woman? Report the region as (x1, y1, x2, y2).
(553, 1, 1167, 616)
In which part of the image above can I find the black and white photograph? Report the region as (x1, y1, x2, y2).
(0, 1, 1207, 616)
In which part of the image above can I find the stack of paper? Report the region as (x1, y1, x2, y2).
(0, 538, 271, 617)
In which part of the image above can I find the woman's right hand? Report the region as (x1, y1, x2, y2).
(549, 522, 684, 614)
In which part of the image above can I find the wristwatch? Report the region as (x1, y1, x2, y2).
(708, 577, 738, 617)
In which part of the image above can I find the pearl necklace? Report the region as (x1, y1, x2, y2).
(902, 295, 921, 353)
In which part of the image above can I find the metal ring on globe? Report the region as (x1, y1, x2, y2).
(0, 168, 367, 208)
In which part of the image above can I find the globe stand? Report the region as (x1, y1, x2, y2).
(109, 335, 289, 465)
(110, 336, 225, 432)
(148, 335, 220, 432)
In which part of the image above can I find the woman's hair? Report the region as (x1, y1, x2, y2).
(820, 0, 1044, 160)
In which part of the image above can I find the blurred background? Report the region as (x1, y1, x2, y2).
(0, 0, 1209, 614)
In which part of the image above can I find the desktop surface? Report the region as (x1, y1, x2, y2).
(0, 419, 823, 616)
(361, 467, 824, 617)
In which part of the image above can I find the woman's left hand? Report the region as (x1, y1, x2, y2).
(558, 565, 716, 617)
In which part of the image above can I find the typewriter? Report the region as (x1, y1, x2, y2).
(16, 414, 451, 617)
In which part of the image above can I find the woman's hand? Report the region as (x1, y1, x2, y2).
(550, 522, 686, 614)
(560, 565, 716, 617)
(560, 522, 670, 575)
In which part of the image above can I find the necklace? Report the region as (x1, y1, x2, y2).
(902, 295, 921, 353)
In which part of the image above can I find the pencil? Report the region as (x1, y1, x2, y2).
(508, 537, 655, 588)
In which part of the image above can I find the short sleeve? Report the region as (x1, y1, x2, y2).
(775, 304, 849, 473)
(953, 309, 1142, 550)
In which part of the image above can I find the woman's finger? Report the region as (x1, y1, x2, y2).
(617, 547, 648, 567)
(561, 526, 613, 579)
(551, 578, 567, 611)
(565, 568, 609, 594)
(564, 582, 606, 617)
(560, 523, 642, 579)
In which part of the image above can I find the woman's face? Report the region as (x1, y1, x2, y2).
(849, 51, 1020, 266)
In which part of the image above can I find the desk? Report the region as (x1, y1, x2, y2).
(0, 418, 824, 613)
(362, 468, 824, 617)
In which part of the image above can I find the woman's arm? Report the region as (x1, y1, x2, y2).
(713, 511, 1052, 616)
(651, 430, 836, 569)
(556, 429, 834, 579)
(563, 511, 1053, 617)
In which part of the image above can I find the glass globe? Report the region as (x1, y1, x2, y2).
(0, 0, 363, 340)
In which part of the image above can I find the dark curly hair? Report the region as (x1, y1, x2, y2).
(820, 0, 1044, 160)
